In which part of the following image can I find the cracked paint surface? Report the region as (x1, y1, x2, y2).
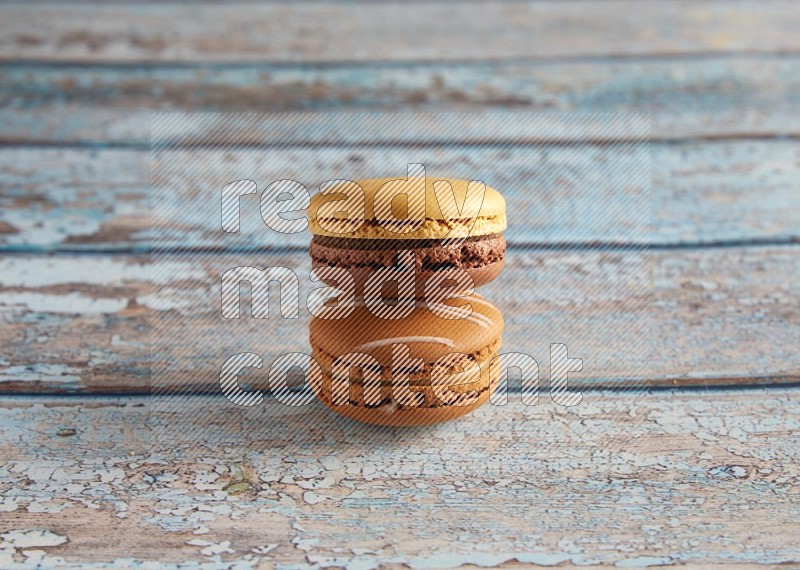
(0, 389, 798, 568)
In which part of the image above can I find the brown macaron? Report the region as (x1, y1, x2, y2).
(309, 293, 504, 426)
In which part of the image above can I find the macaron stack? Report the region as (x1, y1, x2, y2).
(308, 177, 506, 426)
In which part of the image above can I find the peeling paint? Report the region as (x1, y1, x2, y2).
(0, 530, 68, 549)
(0, 292, 129, 314)
(0, 390, 798, 567)
(0, 364, 83, 386)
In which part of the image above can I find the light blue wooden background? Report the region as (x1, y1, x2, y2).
(0, 2, 798, 568)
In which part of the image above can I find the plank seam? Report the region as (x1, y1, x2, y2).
(1, 238, 799, 256)
(2, 380, 799, 400)
(3, 50, 800, 69)
(4, 133, 800, 152)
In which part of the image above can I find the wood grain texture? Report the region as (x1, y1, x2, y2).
(0, 0, 797, 565)
(2, 1, 800, 63)
(1, 246, 797, 394)
(2, 140, 799, 253)
(2, 56, 800, 144)
(1, 389, 798, 567)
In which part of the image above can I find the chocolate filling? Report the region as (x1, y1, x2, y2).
(310, 234, 506, 271)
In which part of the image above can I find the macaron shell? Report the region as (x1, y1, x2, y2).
(309, 213, 507, 241)
(308, 177, 507, 239)
(310, 353, 502, 426)
(309, 293, 504, 367)
(311, 259, 505, 300)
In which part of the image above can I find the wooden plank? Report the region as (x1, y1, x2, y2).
(0, 246, 797, 394)
(1, 389, 798, 567)
(2, 1, 800, 63)
(2, 56, 800, 144)
(2, 140, 799, 253)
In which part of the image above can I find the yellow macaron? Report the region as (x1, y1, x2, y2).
(308, 176, 507, 295)
(308, 176, 507, 240)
